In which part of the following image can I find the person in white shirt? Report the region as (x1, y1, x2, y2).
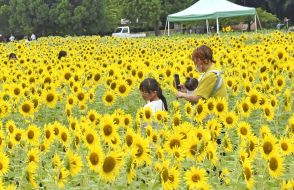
(31, 33, 36, 40)
(9, 34, 15, 42)
(139, 78, 168, 113)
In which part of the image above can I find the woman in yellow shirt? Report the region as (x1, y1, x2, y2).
(176, 45, 227, 103)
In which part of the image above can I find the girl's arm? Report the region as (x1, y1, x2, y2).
(176, 91, 202, 104)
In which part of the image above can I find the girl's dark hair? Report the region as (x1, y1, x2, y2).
(139, 78, 168, 111)
(185, 77, 198, 91)
(8, 53, 17, 60)
(58, 50, 67, 60)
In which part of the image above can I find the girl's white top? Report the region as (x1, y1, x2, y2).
(144, 99, 165, 113)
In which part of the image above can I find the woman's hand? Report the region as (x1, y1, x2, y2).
(176, 91, 186, 99)
(177, 84, 187, 93)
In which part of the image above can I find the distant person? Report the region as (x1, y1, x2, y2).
(276, 23, 284, 29)
(31, 33, 36, 41)
(9, 34, 15, 42)
(58, 50, 67, 60)
(9, 53, 17, 60)
(284, 17, 290, 29)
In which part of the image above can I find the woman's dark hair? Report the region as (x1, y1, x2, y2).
(192, 45, 216, 63)
(58, 50, 67, 60)
(139, 78, 168, 111)
(185, 77, 198, 91)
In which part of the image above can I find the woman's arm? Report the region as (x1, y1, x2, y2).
(176, 91, 202, 104)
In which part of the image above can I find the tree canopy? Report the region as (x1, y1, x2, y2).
(0, 0, 292, 37)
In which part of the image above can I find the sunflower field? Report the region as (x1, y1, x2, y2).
(0, 31, 293, 190)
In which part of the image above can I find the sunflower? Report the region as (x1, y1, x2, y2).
(167, 166, 180, 189)
(112, 111, 123, 127)
(269, 95, 278, 109)
(259, 125, 272, 139)
(184, 136, 200, 160)
(59, 126, 71, 147)
(238, 99, 252, 118)
(0, 151, 9, 176)
(206, 141, 218, 165)
(56, 167, 70, 188)
(237, 121, 252, 139)
(83, 126, 100, 149)
(125, 128, 136, 148)
(19, 100, 35, 118)
(99, 115, 118, 144)
(206, 119, 222, 140)
(222, 111, 238, 129)
(246, 89, 261, 110)
(213, 97, 228, 117)
(172, 111, 182, 127)
(143, 106, 153, 123)
(172, 100, 180, 112)
(43, 124, 55, 145)
(165, 133, 184, 153)
(76, 89, 87, 103)
(242, 160, 254, 189)
(223, 133, 233, 153)
(99, 150, 124, 182)
(268, 154, 284, 178)
(154, 110, 169, 124)
(247, 135, 259, 159)
(145, 125, 153, 138)
(185, 167, 208, 189)
(66, 94, 76, 107)
(5, 120, 17, 135)
(122, 114, 133, 129)
(206, 98, 215, 113)
(102, 91, 116, 106)
(42, 90, 58, 108)
(27, 162, 38, 188)
(279, 137, 294, 155)
(127, 160, 137, 184)
(12, 128, 23, 144)
(261, 135, 278, 159)
(27, 148, 40, 164)
(66, 150, 83, 176)
(87, 145, 104, 172)
(131, 136, 151, 166)
(194, 99, 208, 122)
(52, 154, 62, 169)
(274, 75, 286, 92)
(0, 131, 4, 150)
(262, 103, 274, 121)
(287, 115, 294, 135)
(184, 101, 193, 118)
(284, 89, 291, 112)
(25, 124, 40, 145)
(116, 81, 130, 97)
(87, 109, 99, 125)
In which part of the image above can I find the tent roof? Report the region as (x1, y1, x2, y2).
(167, 0, 256, 22)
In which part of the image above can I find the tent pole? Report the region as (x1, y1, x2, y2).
(256, 13, 263, 30)
(168, 21, 170, 36)
(216, 16, 219, 34)
(254, 14, 257, 32)
(206, 19, 209, 34)
(164, 19, 167, 35)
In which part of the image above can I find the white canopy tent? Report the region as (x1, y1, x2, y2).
(165, 0, 257, 35)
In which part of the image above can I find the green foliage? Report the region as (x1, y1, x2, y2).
(256, 8, 280, 28)
(0, 0, 119, 36)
